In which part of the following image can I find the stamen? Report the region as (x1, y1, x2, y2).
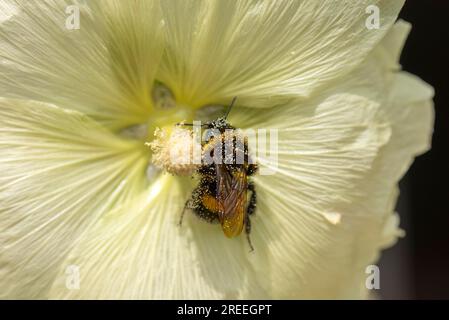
(146, 126, 200, 176)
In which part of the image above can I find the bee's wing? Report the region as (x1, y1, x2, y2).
(216, 164, 247, 238)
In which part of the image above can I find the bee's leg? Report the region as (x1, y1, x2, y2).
(178, 199, 191, 227)
(247, 181, 257, 216)
(245, 215, 254, 252)
(247, 163, 258, 176)
(245, 181, 256, 252)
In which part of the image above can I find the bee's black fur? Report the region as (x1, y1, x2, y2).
(178, 99, 258, 251)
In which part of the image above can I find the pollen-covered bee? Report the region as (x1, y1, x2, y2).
(179, 97, 258, 251)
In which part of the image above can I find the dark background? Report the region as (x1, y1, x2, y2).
(379, 1, 449, 299)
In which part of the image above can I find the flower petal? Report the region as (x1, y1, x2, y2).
(0, 99, 149, 298)
(47, 20, 427, 300)
(356, 71, 434, 292)
(0, 0, 163, 130)
(228, 22, 433, 298)
(376, 20, 411, 71)
(325, 71, 434, 298)
(0, 0, 18, 23)
(159, 0, 404, 107)
(48, 176, 267, 299)
(232, 94, 389, 298)
(363, 72, 434, 217)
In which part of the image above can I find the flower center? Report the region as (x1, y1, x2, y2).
(146, 82, 196, 141)
(143, 82, 231, 177)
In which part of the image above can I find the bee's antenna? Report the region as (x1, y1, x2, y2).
(176, 122, 209, 127)
(224, 96, 237, 120)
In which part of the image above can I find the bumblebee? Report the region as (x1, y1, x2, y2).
(179, 97, 258, 251)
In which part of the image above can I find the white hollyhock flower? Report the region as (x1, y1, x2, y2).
(0, 0, 433, 299)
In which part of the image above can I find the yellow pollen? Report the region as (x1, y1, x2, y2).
(146, 126, 201, 176)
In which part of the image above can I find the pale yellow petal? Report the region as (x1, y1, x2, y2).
(0, 0, 163, 130)
(376, 20, 411, 71)
(332, 71, 434, 298)
(0, 99, 149, 298)
(232, 94, 389, 298)
(357, 71, 433, 287)
(0, 0, 17, 23)
(159, 0, 404, 107)
(48, 176, 267, 299)
(227, 21, 434, 298)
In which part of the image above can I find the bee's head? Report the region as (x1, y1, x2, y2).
(206, 117, 233, 130)
(203, 117, 234, 142)
(176, 97, 237, 133)
(205, 96, 237, 130)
